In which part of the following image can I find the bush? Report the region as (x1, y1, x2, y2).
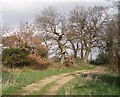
(89, 60, 97, 65)
(96, 52, 109, 64)
(35, 46, 48, 58)
(28, 54, 49, 69)
(2, 48, 29, 67)
(89, 52, 109, 65)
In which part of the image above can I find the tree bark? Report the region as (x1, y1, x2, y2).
(83, 47, 91, 63)
(74, 50, 77, 59)
(81, 41, 84, 59)
(61, 52, 65, 65)
(69, 41, 78, 59)
(57, 40, 66, 65)
(83, 50, 89, 63)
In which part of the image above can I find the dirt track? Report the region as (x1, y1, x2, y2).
(13, 66, 107, 95)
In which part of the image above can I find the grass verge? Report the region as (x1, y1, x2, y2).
(57, 74, 120, 95)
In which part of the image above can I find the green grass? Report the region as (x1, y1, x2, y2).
(1, 68, 86, 95)
(57, 74, 120, 95)
(2, 63, 96, 95)
(76, 60, 97, 70)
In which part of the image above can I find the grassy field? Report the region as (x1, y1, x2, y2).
(57, 74, 120, 95)
(2, 63, 96, 95)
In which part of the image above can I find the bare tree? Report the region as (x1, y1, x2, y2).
(2, 22, 47, 56)
(35, 7, 67, 64)
(103, 0, 119, 73)
(67, 6, 88, 59)
(106, 18, 118, 70)
(83, 6, 108, 63)
(97, 0, 119, 73)
(2, 26, 14, 47)
(68, 6, 107, 63)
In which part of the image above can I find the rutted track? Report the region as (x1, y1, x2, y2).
(13, 66, 107, 95)
(13, 73, 70, 95)
(44, 66, 107, 95)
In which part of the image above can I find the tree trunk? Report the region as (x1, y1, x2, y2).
(80, 30, 84, 59)
(90, 51, 92, 61)
(81, 44, 84, 59)
(83, 49, 90, 63)
(74, 50, 77, 59)
(70, 41, 78, 59)
(61, 53, 65, 65)
(57, 40, 66, 65)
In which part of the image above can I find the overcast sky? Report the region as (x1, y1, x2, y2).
(0, 0, 114, 58)
(1, 0, 113, 28)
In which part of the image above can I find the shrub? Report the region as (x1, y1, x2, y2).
(2, 48, 29, 67)
(35, 46, 48, 58)
(89, 52, 109, 65)
(64, 57, 78, 68)
(95, 52, 109, 64)
(35, 57, 49, 69)
(28, 54, 49, 69)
